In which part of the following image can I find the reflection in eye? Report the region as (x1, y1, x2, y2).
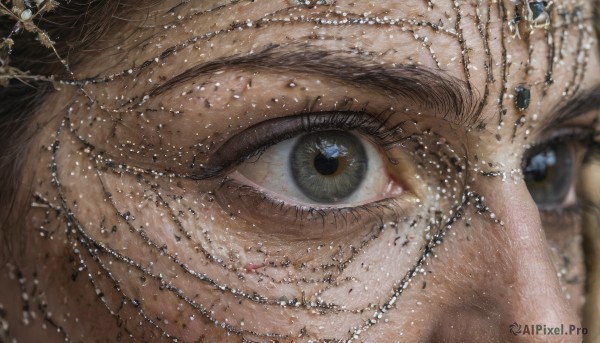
(232, 127, 404, 208)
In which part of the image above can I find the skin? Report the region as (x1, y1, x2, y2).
(1, 0, 599, 342)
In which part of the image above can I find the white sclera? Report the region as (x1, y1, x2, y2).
(232, 132, 399, 208)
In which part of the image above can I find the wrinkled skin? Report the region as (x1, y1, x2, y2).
(1, 0, 599, 342)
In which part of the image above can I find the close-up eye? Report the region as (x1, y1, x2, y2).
(3, 0, 600, 342)
(232, 128, 403, 207)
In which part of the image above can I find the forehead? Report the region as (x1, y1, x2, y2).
(77, 0, 599, 130)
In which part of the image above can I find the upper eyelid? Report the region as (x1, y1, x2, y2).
(145, 45, 600, 130)
(193, 111, 393, 180)
(528, 125, 595, 150)
(131, 47, 600, 140)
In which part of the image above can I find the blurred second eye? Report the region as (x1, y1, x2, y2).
(523, 141, 575, 209)
(231, 130, 403, 207)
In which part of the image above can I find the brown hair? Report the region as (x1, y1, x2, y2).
(0, 0, 153, 260)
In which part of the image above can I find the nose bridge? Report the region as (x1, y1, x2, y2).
(484, 180, 581, 337)
(423, 179, 582, 342)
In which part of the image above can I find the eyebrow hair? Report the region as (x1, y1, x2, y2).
(546, 84, 600, 129)
(147, 44, 480, 125)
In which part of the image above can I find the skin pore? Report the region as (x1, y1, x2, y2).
(1, 0, 600, 342)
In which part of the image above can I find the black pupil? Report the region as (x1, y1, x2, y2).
(314, 152, 339, 175)
(529, 165, 547, 181)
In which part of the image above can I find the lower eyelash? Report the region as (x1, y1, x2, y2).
(216, 178, 410, 232)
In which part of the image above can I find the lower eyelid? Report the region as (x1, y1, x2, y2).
(213, 178, 415, 238)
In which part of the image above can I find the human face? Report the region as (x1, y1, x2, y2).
(1, 0, 599, 342)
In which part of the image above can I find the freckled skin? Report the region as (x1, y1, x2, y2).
(1, 0, 599, 342)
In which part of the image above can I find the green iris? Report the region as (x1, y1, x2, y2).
(290, 131, 368, 203)
(523, 142, 573, 207)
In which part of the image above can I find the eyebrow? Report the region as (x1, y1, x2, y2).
(546, 84, 600, 129)
(147, 44, 479, 125)
(147, 44, 600, 131)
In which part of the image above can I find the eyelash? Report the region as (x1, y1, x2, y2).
(217, 179, 409, 228)
(203, 111, 409, 179)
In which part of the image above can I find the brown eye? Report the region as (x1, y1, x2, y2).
(523, 141, 574, 208)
